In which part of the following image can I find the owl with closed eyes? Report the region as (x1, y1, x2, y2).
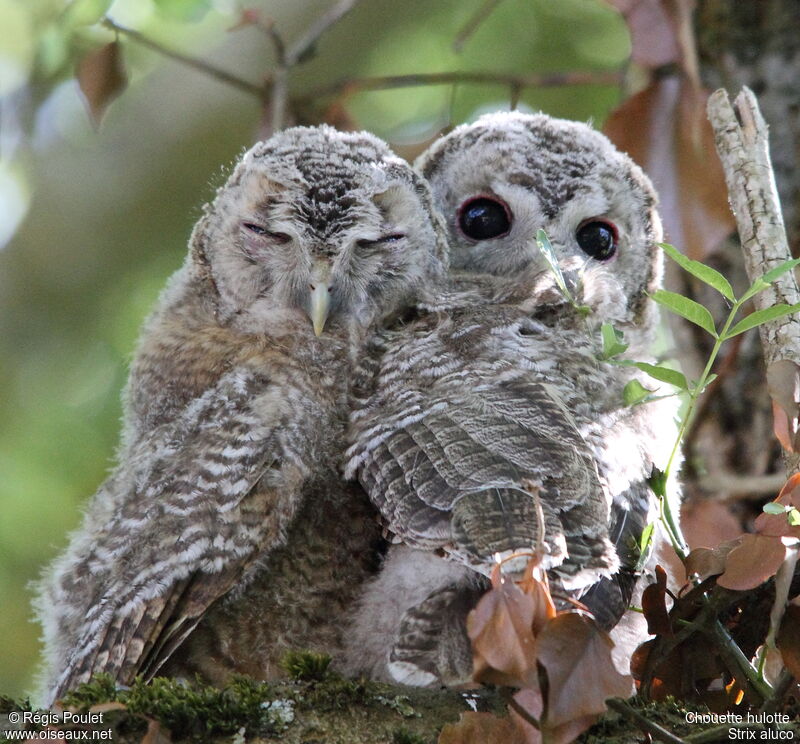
(34, 125, 448, 705)
(342, 112, 680, 686)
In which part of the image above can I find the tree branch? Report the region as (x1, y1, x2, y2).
(698, 471, 786, 498)
(453, 0, 507, 52)
(263, 1, 361, 134)
(286, 0, 360, 66)
(102, 18, 265, 99)
(296, 69, 622, 103)
(707, 86, 800, 471)
(605, 698, 687, 744)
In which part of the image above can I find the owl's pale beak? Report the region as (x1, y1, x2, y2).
(308, 280, 331, 336)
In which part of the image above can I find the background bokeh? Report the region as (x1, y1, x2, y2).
(0, 0, 631, 699)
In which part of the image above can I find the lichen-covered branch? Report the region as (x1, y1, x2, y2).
(707, 87, 800, 470)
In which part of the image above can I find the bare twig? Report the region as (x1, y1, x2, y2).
(286, 0, 360, 65)
(102, 18, 265, 99)
(698, 470, 786, 498)
(506, 694, 540, 730)
(764, 547, 799, 655)
(265, 1, 360, 133)
(761, 668, 797, 714)
(605, 698, 687, 744)
(296, 69, 622, 104)
(709, 619, 773, 704)
(453, 0, 506, 52)
(708, 87, 800, 471)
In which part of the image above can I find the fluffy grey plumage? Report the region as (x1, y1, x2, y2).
(35, 125, 447, 705)
(342, 112, 680, 686)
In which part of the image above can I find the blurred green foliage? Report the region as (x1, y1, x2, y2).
(0, 0, 629, 700)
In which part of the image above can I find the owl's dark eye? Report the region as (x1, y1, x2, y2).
(575, 219, 618, 260)
(457, 196, 512, 241)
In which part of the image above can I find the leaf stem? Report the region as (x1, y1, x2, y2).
(660, 298, 744, 559)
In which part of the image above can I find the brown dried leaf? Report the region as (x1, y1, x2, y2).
(716, 534, 787, 590)
(754, 644, 787, 687)
(604, 77, 735, 261)
(438, 711, 526, 744)
(606, 0, 681, 69)
(510, 687, 595, 744)
(509, 688, 543, 744)
(684, 536, 744, 581)
(76, 41, 127, 128)
(641, 564, 673, 636)
(535, 613, 634, 727)
(773, 400, 797, 453)
(776, 601, 800, 681)
(518, 564, 557, 634)
(767, 360, 800, 453)
(680, 500, 743, 550)
(631, 635, 723, 701)
(754, 473, 800, 538)
(467, 567, 539, 688)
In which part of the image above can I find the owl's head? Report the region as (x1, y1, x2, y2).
(190, 125, 448, 338)
(416, 112, 663, 348)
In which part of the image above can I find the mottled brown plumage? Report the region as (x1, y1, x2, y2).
(343, 112, 680, 685)
(35, 125, 447, 705)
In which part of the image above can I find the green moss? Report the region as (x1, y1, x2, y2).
(0, 695, 32, 714)
(60, 674, 119, 708)
(281, 650, 332, 682)
(391, 728, 430, 744)
(48, 669, 506, 743)
(61, 674, 294, 741)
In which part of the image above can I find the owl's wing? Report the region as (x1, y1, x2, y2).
(45, 368, 300, 703)
(388, 582, 485, 687)
(350, 377, 617, 584)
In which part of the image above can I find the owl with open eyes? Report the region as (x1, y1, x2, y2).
(342, 112, 681, 686)
(34, 125, 449, 704)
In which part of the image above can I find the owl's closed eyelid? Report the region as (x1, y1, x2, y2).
(356, 233, 407, 249)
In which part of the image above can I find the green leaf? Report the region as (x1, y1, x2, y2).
(761, 257, 800, 285)
(623, 379, 655, 406)
(726, 303, 800, 338)
(636, 522, 655, 571)
(536, 229, 572, 300)
(762, 502, 789, 515)
(651, 290, 717, 336)
(696, 373, 718, 393)
(739, 258, 800, 304)
(739, 278, 770, 305)
(648, 467, 667, 498)
(659, 243, 735, 301)
(788, 508, 800, 526)
(628, 361, 689, 391)
(152, 0, 212, 21)
(64, 0, 113, 26)
(600, 322, 628, 359)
